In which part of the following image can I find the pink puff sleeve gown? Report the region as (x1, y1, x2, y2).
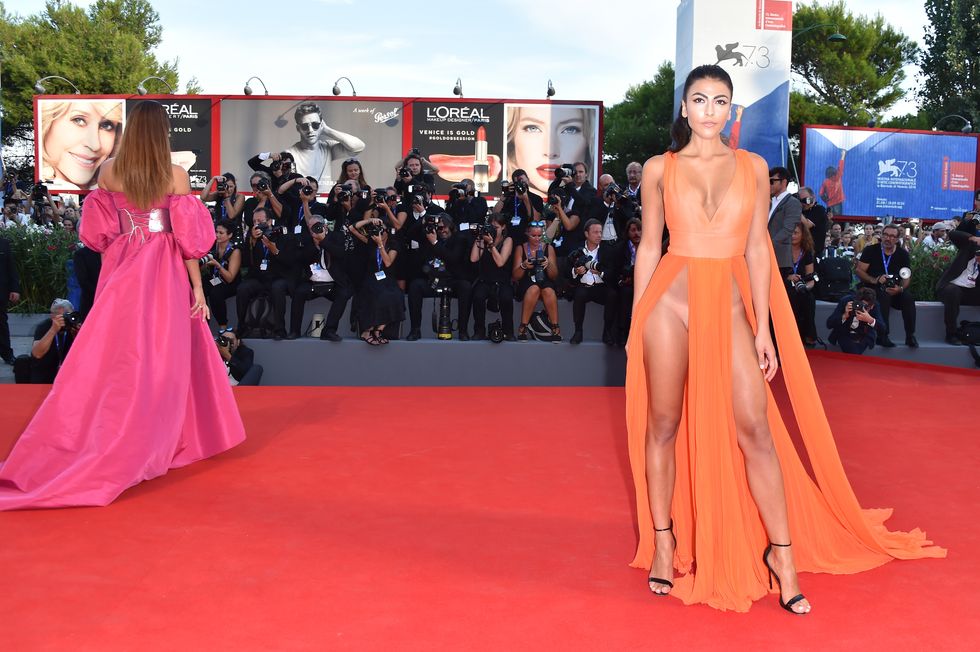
(0, 190, 246, 510)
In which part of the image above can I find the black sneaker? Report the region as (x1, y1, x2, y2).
(458, 331, 470, 341)
(878, 336, 896, 348)
(570, 330, 584, 345)
(320, 331, 342, 342)
(602, 330, 616, 346)
(286, 332, 300, 340)
(517, 326, 529, 342)
(406, 329, 422, 341)
(905, 335, 919, 348)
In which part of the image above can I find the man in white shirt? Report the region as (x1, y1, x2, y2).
(285, 103, 365, 189)
(921, 222, 948, 249)
(569, 219, 618, 345)
(937, 223, 980, 345)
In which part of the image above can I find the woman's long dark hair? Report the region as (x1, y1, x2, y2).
(668, 65, 734, 153)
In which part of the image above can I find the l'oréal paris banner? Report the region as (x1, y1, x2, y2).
(219, 99, 403, 191)
(675, 0, 792, 165)
(803, 126, 978, 220)
(128, 98, 214, 190)
(412, 102, 504, 196)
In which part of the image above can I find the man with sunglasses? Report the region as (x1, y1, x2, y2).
(285, 103, 365, 190)
(768, 167, 802, 277)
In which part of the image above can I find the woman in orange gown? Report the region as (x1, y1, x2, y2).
(625, 65, 944, 613)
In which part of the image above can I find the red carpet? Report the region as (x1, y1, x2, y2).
(1, 355, 976, 651)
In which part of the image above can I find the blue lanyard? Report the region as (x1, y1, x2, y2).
(376, 247, 383, 271)
(628, 241, 636, 265)
(881, 247, 893, 275)
(792, 250, 804, 275)
(513, 196, 520, 217)
(220, 202, 227, 220)
(54, 332, 67, 356)
(298, 205, 305, 223)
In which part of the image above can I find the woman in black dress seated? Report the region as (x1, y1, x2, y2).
(349, 206, 405, 345)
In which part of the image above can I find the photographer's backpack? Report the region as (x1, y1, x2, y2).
(239, 295, 278, 339)
(13, 355, 32, 384)
(815, 256, 852, 302)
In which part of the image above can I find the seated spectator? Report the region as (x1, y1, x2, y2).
(235, 207, 292, 340)
(854, 224, 877, 254)
(826, 288, 886, 355)
(921, 222, 949, 249)
(785, 223, 818, 347)
(216, 330, 263, 386)
(349, 210, 405, 345)
(568, 219, 618, 345)
(202, 219, 242, 331)
(30, 298, 79, 383)
(287, 216, 351, 341)
(855, 224, 918, 347)
(937, 219, 980, 345)
(406, 214, 473, 341)
(201, 173, 245, 224)
(512, 222, 560, 342)
(471, 213, 515, 341)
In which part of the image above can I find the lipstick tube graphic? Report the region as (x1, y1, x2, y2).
(473, 125, 489, 193)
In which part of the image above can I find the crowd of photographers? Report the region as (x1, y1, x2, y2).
(2, 157, 980, 379)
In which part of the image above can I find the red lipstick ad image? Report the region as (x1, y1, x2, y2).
(412, 102, 504, 195)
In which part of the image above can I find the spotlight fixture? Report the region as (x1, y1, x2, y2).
(453, 78, 463, 98)
(33, 75, 81, 95)
(332, 76, 357, 96)
(932, 114, 973, 133)
(136, 76, 176, 96)
(243, 76, 269, 96)
(546, 79, 556, 99)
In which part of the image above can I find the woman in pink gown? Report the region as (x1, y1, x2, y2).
(0, 101, 245, 510)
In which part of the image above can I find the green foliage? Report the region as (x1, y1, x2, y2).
(0, 0, 180, 154)
(789, 90, 847, 138)
(3, 224, 77, 313)
(792, 1, 918, 123)
(919, 0, 980, 127)
(908, 242, 955, 301)
(880, 111, 934, 131)
(602, 61, 674, 181)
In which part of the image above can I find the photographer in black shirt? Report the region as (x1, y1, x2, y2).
(201, 172, 245, 224)
(937, 216, 980, 344)
(470, 213, 516, 341)
(243, 171, 288, 237)
(494, 169, 543, 246)
(216, 330, 263, 386)
(287, 216, 351, 341)
(785, 223, 819, 347)
(292, 176, 329, 237)
(589, 182, 636, 244)
(406, 214, 474, 340)
(235, 207, 292, 340)
(30, 298, 79, 383)
(248, 151, 297, 197)
(393, 188, 442, 290)
(826, 288, 887, 355)
(445, 178, 489, 227)
(798, 186, 829, 258)
(855, 224, 917, 347)
(393, 149, 439, 195)
(568, 220, 618, 345)
(201, 220, 242, 331)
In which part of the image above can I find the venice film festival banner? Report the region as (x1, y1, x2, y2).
(802, 126, 979, 220)
(35, 96, 603, 198)
(675, 0, 792, 165)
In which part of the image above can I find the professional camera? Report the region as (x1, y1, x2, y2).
(408, 147, 421, 157)
(374, 189, 388, 203)
(619, 259, 635, 286)
(199, 254, 212, 266)
(310, 221, 326, 235)
(475, 220, 496, 239)
(568, 248, 600, 274)
(423, 257, 449, 290)
(255, 222, 283, 239)
(529, 253, 547, 284)
(63, 311, 83, 329)
(487, 319, 505, 344)
(216, 179, 228, 193)
(215, 333, 231, 348)
(336, 188, 352, 202)
(32, 184, 48, 202)
(553, 164, 575, 181)
(301, 184, 316, 197)
(448, 183, 468, 202)
(500, 180, 514, 197)
(399, 166, 412, 179)
(792, 272, 819, 294)
(422, 213, 440, 235)
(255, 179, 270, 193)
(513, 179, 529, 195)
(881, 267, 912, 289)
(547, 187, 566, 206)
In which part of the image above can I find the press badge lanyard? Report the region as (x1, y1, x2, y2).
(295, 205, 305, 234)
(628, 241, 636, 265)
(376, 248, 383, 271)
(792, 250, 804, 275)
(881, 248, 893, 275)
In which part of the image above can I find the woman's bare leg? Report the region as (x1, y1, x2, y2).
(642, 269, 689, 594)
(521, 286, 540, 324)
(542, 288, 559, 326)
(730, 295, 811, 613)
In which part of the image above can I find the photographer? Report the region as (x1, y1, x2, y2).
(445, 179, 489, 227)
(215, 330, 263, 386)
(248, 150, 298, 197)
(826, 288, 887, 355)
(613, 217, 642, 346)
(937, 215, 980, 345)
(201, 172, 245, 224)
(393, 187, 441, 290)
(512, 221, 560, 342)
(624, 161, 642, 206)
(470, 213, 516, 341)
(235, 206, 292, 340)
(543, 188, 582, 257)
(494, 169, 543, 246)
(589, 182, 636, 244)
(856, 224, 917, 347)
(349, 208, 404, 345)
(292, 176, 329, 236)
(798, 186, 829, 258)
(921, 221, 949, 249)
(560, 162, 597, 215)
(785, 223, 819, 347)
(243, 171, 288, 236)
(30, 298, 79, 383)
(568, 220, 618, 345)
(406, 214, 474, 341)
(287, 216, 351, 341)
(201, 219, 242, 332)
(393, 149, 439, 195)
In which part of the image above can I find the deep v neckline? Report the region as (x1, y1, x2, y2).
(672, 150, 740, 225)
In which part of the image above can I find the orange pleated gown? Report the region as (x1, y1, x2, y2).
(625, 149, 945, 612)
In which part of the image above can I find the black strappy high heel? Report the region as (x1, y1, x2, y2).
(762, 542, 809, 615)
(648, 520, 676, 596)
